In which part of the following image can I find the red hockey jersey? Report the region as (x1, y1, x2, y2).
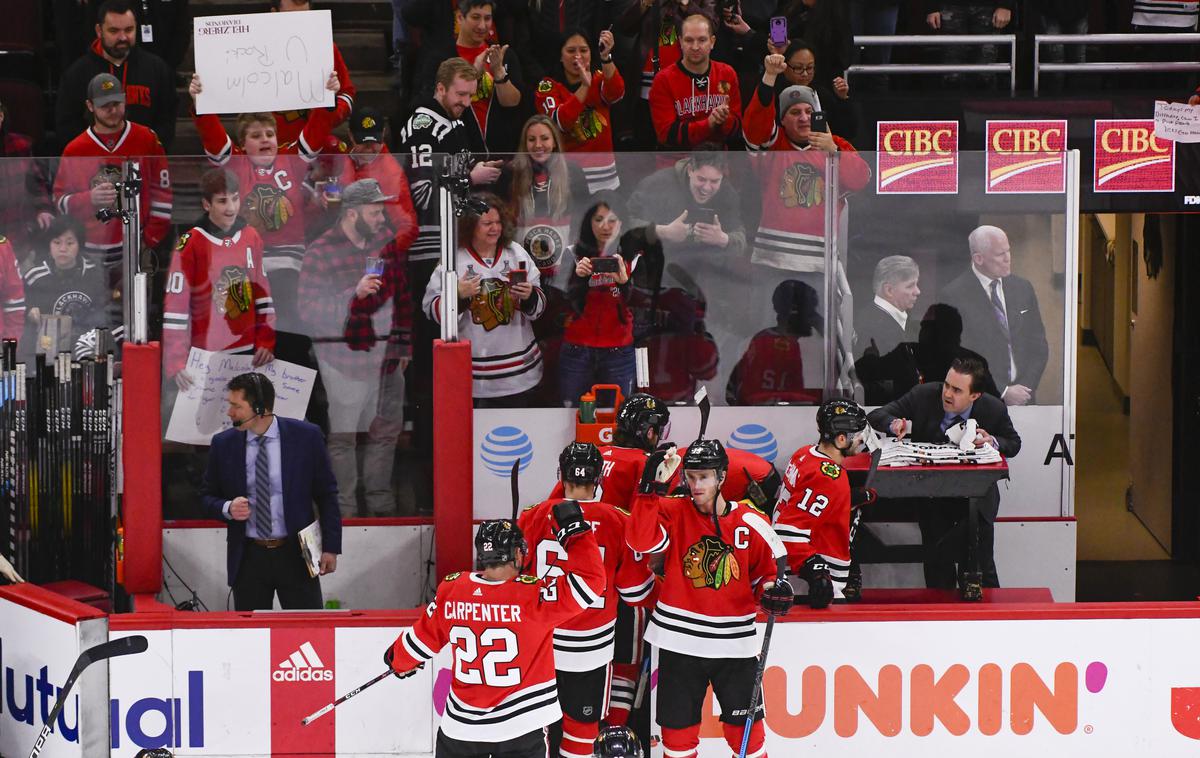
(548, 445, 648, 510)
(627, 494, 785, 658)
(196, 107, 332, 273)
(0, 237, 25, 340)
(536, 71, 624, 192)
(54, 122, 172, 265)
(648, 61, 742, 149)
(388, 530, 605, 742)
(519, 497, 656, 672)
(162, 220, 275, 377)
(272, 44, 355, 145)
(772, 445, 852, 595)
(725, 328, 824, 406)
(742, 88, 869, 273)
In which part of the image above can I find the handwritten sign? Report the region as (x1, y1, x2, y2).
(1153, 100, 1200, 144)
(166, 348, 317, 445)
(193, 10, 334, 115)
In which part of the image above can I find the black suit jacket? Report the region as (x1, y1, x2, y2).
(201, 417, 342, 586)
(867, 382, 1021, 458)
(854, 302, 920, 405)
(941, 270, 1049, 393)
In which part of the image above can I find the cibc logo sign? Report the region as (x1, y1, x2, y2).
(876, 121, 959, 194)
(1093, 119, 1175, 193)
(985, 120, 1067, 194)
(274, 641, 333, 682)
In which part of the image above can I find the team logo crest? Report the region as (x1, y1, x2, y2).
(52, 290, 94, 320)
(468, 278, 517, 331)
(444, 572, 462, 581)
(682, 535, 741, 590)
(214, 265, 254, 319)
(246, 183, 295, 232)
(524, 225, 564, 271)
(718, 81, 730, 94)
(412, 113, 433, 130)
(475, 72, 495, 102)
(820, 461, 841, 479)
(537, 80, 554, 94)
(569, 107, 608, 144)
(101, 80, 115, 92)
(90, 165, 122, 209)
(360, 116, 376, 130)
(780, 162, 824, 209)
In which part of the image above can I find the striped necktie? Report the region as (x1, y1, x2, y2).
(254, 435, 273, 538)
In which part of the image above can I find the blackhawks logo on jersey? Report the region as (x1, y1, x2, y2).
(658, 19, 678, 47)
(214, 265, 254, 320)
(780, 162, 824, 209)
(568, 107, 608, 145)
(820, 461, 841, 479)
(683, 535, 741, 590)
(475, 71, 495, 103)
(246, 183, 295, 232)
(90, 165, 123, 210)
(468, 277, 517, 331)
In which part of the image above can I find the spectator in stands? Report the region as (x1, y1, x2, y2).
(627, 146, 746, 260)
(268, 0, 358, 145)
(854, 255, 922, 406)
(725, 279, 823, 405)
(56, 0, 177, 150)
(422, 192, 547, 406)
(712, 1, 779, 102)
(517, 0, 610, 84)
(188, 71, 340, 367)
(0, 98, 54, 253)
(163, 169, 275, 390)
(325, 107, 419, 250)
(21, 216, 109, 362)
(850, 0, 901, 70)
(742, 59, 869, 274)
(775, 39, 856, 138)
(412, 0, 525, 153)
(299, 179, 410, 517)
(535, 28, 626, 192)
(941, 224, 1048, 407)
(923, 1, 1013, 88)
(769, 0, 854, 89)
(54, 73, 172, 289)
(559, 194, 660, 405)
(1035, 1, 1089, 93)
(616, 0, 695, 149)
(0, 235, 25, 341)
(648, 12, 743, 152)
(496, 116, 591, 278)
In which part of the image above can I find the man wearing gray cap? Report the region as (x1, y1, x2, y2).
(299, 179, 412, 517)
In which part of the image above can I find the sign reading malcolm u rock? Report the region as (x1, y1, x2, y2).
(876, 121, 959, 194)
(1093, 119, 1175, 193)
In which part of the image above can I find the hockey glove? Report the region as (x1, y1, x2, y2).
(383, 645, 423, 679)
(799, 555, 835, 609)
(552, 499, 591, 546)
(850, 487, 877, 509)
(638, 447, 680, 495)
(759, 577, 795, 616)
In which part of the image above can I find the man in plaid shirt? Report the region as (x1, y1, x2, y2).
(299, 179, 412, 517)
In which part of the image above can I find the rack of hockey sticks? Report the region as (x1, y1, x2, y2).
(1, 336, 119, 587)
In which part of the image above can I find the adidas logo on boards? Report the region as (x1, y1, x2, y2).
(273, 641, 333, 682)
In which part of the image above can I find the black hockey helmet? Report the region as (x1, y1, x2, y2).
(593, 725, 644, 758)
(474, 520, 528, 569)
(559, 442, 604, 486)
(682, 438, 729, 473)
(817, 399, 868, 443)
(614, 393, 671, 450)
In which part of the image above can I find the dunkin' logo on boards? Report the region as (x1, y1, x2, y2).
(1093, 119, 1175, 193)
(986, 120, 1067, 194)
(698, 660, 1112, 738)
(876, 121, 958, 194)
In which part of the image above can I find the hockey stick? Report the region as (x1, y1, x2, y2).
(863, 447, 883, 492)
(29, 635, 148, 758)
(694, 387, 710, 439)
(301, 669, 393, 726)
(510, 459, 520, 521)
(737, 605, 779, 758)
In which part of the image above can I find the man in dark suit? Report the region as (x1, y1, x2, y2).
(867, 356, 1020, 590)
(855, 255, 922, 405)
(201, 373, 342, 611)
(940, 225, 1048, 406)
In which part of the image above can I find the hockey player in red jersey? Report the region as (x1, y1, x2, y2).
(774, 399, 874, 608)
(627, 439, 793, 758)
(519, 443, 657, 758)
(0, 235, 25, 340)
(668, 447, 781, 516)
(385, 511, 605, 758)
(163, 169, 275, 387)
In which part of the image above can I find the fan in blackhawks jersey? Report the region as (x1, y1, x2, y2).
(546, 392, 670, 726)
(774, 399, 875, 608)
(627, 437, 792, 758)
(518, 443, 656, 758)
(386, 512, 605, 758)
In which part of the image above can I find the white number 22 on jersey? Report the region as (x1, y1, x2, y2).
(448, 626, 521, 686)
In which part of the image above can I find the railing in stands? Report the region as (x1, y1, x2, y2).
(847, 34, 1019, 94)
(1033, 32, 1200, 95)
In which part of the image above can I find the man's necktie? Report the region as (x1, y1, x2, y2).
(254, 436, 272, 538)
(989, 279, 1010, 338)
